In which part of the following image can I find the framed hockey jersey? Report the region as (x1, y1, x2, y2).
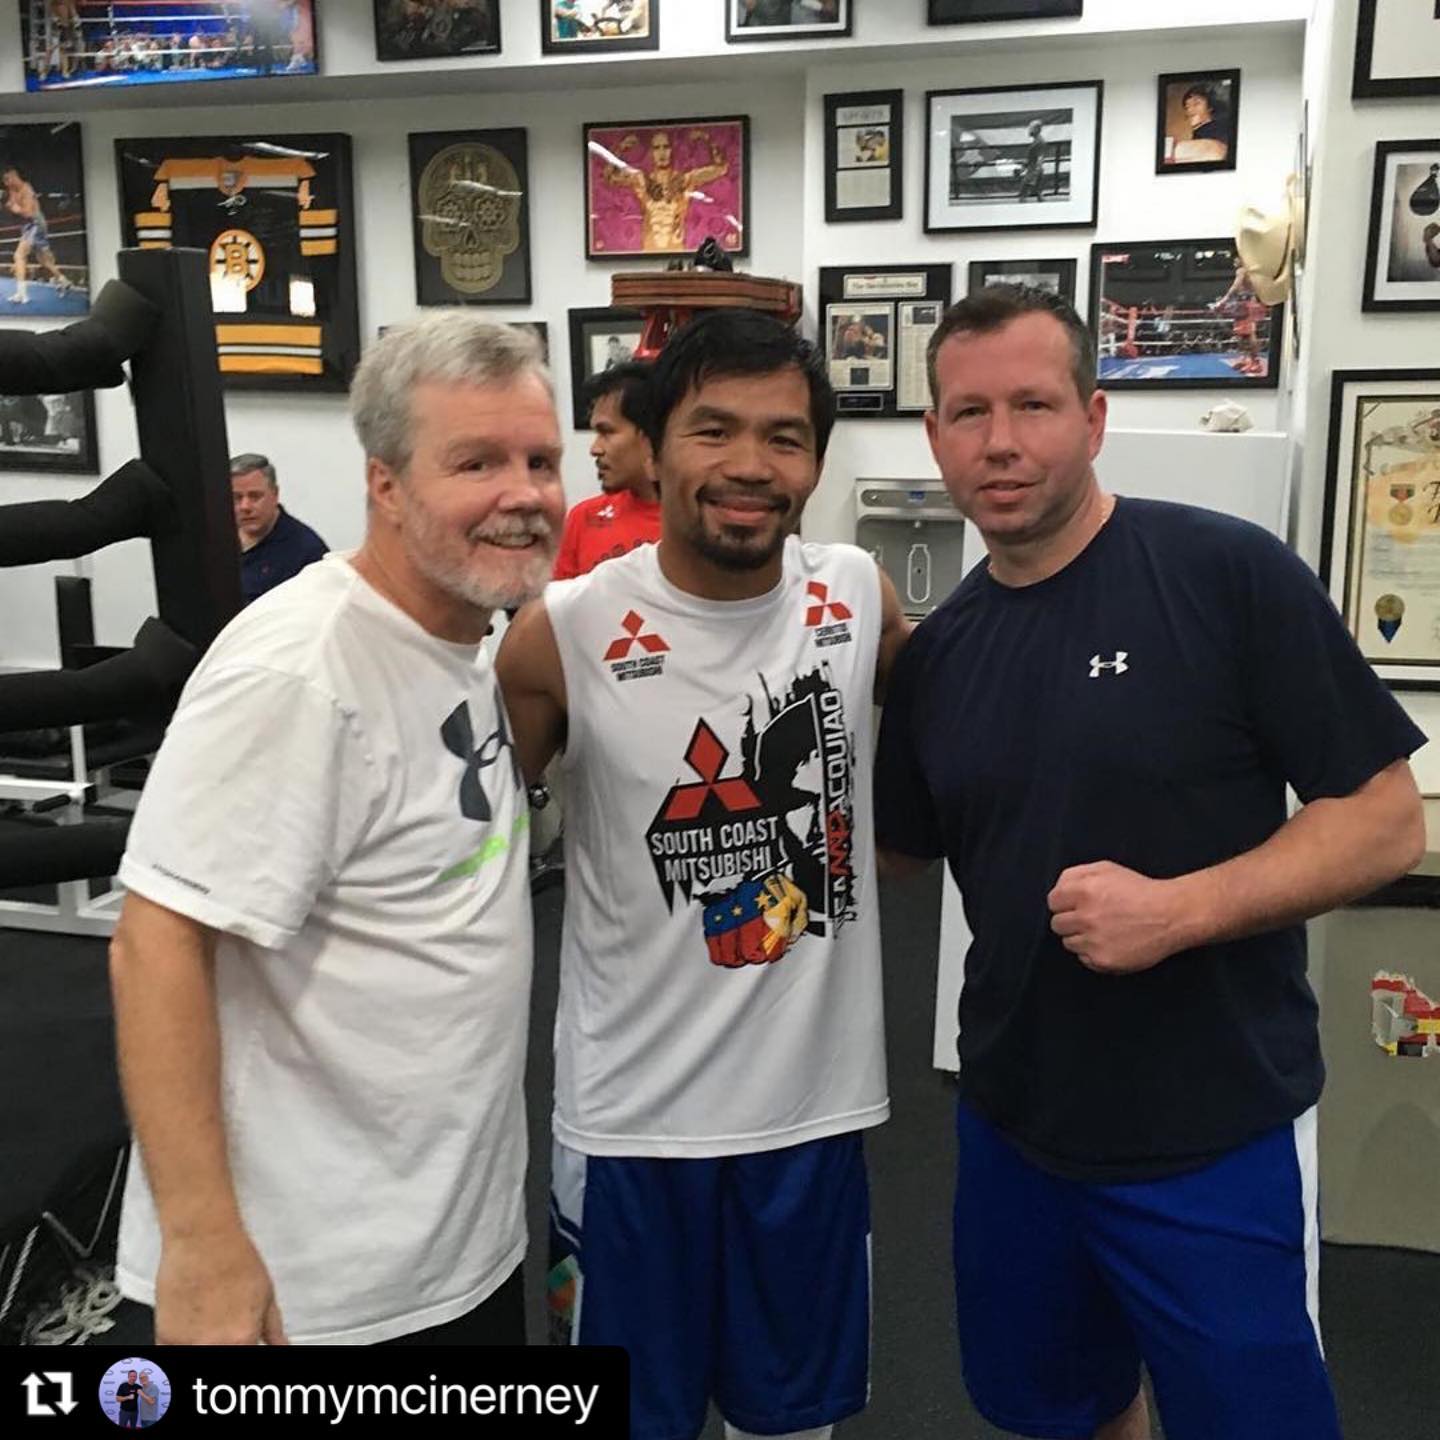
(115, 133, 360, 392)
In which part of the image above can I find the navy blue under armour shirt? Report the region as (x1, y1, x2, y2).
(240, 506, 328, 605)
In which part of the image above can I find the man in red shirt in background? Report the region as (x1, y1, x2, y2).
(553, 362, 660, 579)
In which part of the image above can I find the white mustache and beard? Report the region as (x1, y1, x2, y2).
(400, 492, 556, 611)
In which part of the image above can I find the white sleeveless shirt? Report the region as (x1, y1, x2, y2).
(546, 537, 889, 1157)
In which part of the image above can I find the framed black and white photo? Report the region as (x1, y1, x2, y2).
(1156, 69, 1239, 174)
(1089, 238, 1283, 391)
(0, 122, 89, 317)
(727, 0, 851, 42)
(1321, 368, 1440, 690)
(818, 264, 952, 417)
(568, 306, 644, 428)
(967, 257, 1077, 304)
(541, 0, 658, 55)
(0, 390, 97, 475)
(374, 0, 501, 60)
(409, 129, 531, 306)
(925, 82, 1102, 234)
(928, 0, 1082, 23)
(824, 90, 902, 223)
(1364, 140, 1440, 312)
(1354, 0, 1440, 99)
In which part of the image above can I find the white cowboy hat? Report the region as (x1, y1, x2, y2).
(1235, 175, 1304, 305)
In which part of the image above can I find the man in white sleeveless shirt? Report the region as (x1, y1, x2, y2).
(500, 310, 908, 1440)
(109, 316, 564, 1345)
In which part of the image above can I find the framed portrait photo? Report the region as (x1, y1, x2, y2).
(1364, 140, 1440, 313)
(928, 0, 1082, 22)
(374, 0, 501, 60)
(541, 0, 658, 55)
(1321, 368, 1440, 690)
(0, 390, 97, 475)
(967, 257, 1077, 304)
(1354, 0, 1440, 99)
(115, 132, 360, 393)
(568, 306, 644, 428)
(727, 0, 851, 42)
(409, 129, 531, 306)
(925, 82, 1102, 234)
(0, 122, 90, 317)
(584, 116, 749, 260)
(1156, 69, 1239, 175)
(1088, 238, 1283, 390)
(824, 90, 902, 223)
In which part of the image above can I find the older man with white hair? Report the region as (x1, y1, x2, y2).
(107, 315, 565, 1346)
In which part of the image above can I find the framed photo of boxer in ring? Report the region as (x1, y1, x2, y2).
(1088, 238, 1283, 391)
(0, 122, 90, 317)
(567, 306, 644, 429)
(583, 116, 749, 260)
(1363, 139, 1440, 313)
(374, 0, 501, 60)
(409, 129, 531, 306)
(928, 1, 1082, 23)
(540, 0, 658, 55)
(1321, 368, 1440, 690)
(924, 82, 1102, 234)
(1156, 69, 1240, 175)
(0, 390, 98, 476)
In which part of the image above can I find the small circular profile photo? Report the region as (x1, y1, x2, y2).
(99, 1357, 172, 1429)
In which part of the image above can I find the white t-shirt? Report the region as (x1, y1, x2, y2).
(115, 554, 532, 1345)
(545, 539, 889, 1157)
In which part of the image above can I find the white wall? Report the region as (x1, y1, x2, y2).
(0, 0, 1304, 669)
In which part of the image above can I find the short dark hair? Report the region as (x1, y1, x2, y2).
(582, 360, 652, 432)
(926, 285, 1096, 406)
(1182, 82, 1217, 112)
(645, 309, 835, 461)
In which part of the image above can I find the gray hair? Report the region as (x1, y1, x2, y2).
(229, 453, 277, 488)
(349, 313, 552, 473)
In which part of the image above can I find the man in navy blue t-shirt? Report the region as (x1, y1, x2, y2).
(875, 285, 1426, 1440)
(231, 453, 328, 605)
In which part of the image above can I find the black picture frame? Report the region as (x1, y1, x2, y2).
(373, 0, 501, 61)
(0, 121, 90, 318)
(924, 80, 1103, 235)
(0, 390, 98, 476)
(568, 306, 644, 428)
(967, 257, 1077, 304)
(1354, 0, 1440, 99)
(928, 0, 1082, 22)
(114, 132, 361, 393)
(726, 0, 851, 42)
(1155, 69, 1240, 175)
(1363, 139, 1440, 314)
(1088, 238, 1283, 392)
(540, 0, 659, 55)
(818, 264, 953, 419)
(409, 129, 531, 307)
(1320, 367, 1440, 692)
(583, 115, 750, 261)
(824, 90, 903, 224)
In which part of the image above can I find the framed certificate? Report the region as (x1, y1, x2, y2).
(824, 90, 903, 223)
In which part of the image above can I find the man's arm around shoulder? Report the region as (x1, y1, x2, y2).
(496, 597, 568, 783)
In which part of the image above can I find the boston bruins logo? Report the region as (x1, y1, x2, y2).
(209, 228, 265, 293)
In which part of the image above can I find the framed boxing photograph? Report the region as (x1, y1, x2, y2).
(374, 0, 501, 60)
(727, 0, 852, 43)
(583, 115, 749, 260)
(1321, 368, 1440, 690)
(824, 89, 903, 223)
(925, 82, 1102, 234)
(818, 264, 952, 417)
(967, 257, 1077, 304)
(0, 390, 98, 476)
(541, 0, 658, 56)
(928, 0, 1082, 22)
(1353, 0, 1440, 98)
(1156, 69, 1240, 175)
(1363, 139, 1440, 313)
(409, 129, 531, 306)
(567, 306, 644, 428)
(1088, 238, 1283, 391)
(114, 132, 360, 393)
(0, 122, 89, 317)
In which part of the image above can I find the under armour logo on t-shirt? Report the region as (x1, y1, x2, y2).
(1089, 652, 1129, 677)
(440, 700, 520, 823)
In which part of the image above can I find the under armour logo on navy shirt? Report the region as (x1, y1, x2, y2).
(1089, 652, 1129, 677)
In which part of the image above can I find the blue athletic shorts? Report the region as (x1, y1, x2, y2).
(549, 1132, 871, 1440)
(20, 215, 49, 249)
(953, 1099, 1341, 1440)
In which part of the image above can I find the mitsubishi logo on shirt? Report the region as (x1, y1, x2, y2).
(604, 609, 669, 682)
(1089, 651, 1129, 678)
(805, 582, 853, 649)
